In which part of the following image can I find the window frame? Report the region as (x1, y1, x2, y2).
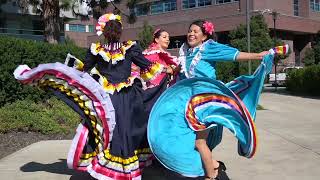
(182, 0, 239, 10)
(310, 0, 320, 12)
(68, 24, 87, 33)
(293, 0, 299, 16)
(150, 0, 177, 15)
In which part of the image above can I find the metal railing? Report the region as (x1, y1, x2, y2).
(0, 27, 65, 41)
(0, 27, 44, 34)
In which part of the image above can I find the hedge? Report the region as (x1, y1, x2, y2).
(0, 97, 80, 134)
(0, 35, 86, 106)
(286, 65, 320, 95)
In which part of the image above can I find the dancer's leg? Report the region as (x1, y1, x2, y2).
(195, 130, 219, 179)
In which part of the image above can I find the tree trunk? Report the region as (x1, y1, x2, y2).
(43, 0, 60, 44)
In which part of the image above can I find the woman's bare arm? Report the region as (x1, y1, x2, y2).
(236, 51, 270, 62)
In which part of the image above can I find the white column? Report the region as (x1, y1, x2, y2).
(86, 25, 89, 33)
(65, 24, 69, 31)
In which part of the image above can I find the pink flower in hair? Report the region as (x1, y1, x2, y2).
(203, 21, 214, 35)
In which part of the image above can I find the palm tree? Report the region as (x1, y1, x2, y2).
(15, 0, 74, 44)
(75, 0, 144, 23)
(9, 0, 143, 44)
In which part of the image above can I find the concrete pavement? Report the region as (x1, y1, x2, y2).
(1, 92, 320, 180)
(213, 92, 320, 180)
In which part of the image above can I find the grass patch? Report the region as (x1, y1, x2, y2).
(257, 104, 265, 110)
(0, 97, 80, 134)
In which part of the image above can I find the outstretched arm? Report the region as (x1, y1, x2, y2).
(236, 51, 270, 62)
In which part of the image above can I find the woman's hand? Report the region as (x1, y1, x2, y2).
(172, 65, 181, 75)
(166, 66, 174, 74)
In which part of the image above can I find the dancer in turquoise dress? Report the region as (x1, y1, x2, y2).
(148, 20, 289, 180)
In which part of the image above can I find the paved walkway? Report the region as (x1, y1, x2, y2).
(1, 92, 320, 180)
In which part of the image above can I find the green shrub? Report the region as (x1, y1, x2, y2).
(286, 65, 320, 95)
(216, 62, 237, 82)
(216, 61, 261, 83)
(303, 48, 315, 66)
(0, 97, 80, 134)
(302, 65, 320, 94)
(257, 104, 265, 110)
(286, 68, 304, 92)
(0, 35, 86, 106)
(138, 21, 154, 49)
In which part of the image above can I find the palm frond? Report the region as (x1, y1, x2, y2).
(59, 0, 73, 11)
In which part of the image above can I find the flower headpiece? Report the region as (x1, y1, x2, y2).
(203, 21, 214, 35)
(96, 13, 122, 36)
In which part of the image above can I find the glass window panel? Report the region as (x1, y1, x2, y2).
(151, 3, 164, 14)
(77, 25, 86, 32)
(198, 0, 212, 7)
(135, 4, 149, 16)
(215, 0, 238, 4)
(164, 0, 177, 11)
(88, 25, 94, 33)
(311, 0, 320, 12)
(69, 24, 77, 32)
(182, 0, 196, 9)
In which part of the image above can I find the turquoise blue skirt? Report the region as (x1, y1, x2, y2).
(147, 54, 274, 177)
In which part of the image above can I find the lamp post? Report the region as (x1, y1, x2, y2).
(272, 11, 279, 91)
(246, 4, 272, 75)
(246, 0, 251, 74)
(175, 40, 180, 48)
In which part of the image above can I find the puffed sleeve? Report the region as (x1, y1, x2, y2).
(201, 39, 240, 62)
(128, 43, 163, 81)
(158, 52, 178, 66)
(83, 49, 97, 72)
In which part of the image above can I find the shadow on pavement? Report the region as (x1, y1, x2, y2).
(142, 161, 203, 180)
(20, 159, 73, 175)
(19, 159, 202, 180)
(69, 172, 96, 180)
(20, 159, 95, 179)
(262, 85, 320, 100)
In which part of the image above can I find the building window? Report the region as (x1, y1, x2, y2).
(151, 0, 177, 14)
(69, 24, 86, 32)
(88, 25, 94, 33)
(216, 0, 230, 4)
(182, 0, 238, 9)
(182, 0, 197, 9)
(310, 0, 320, 12)
(198, 0, 212, 7)
(135, 3, 149, 16)
(182, 0, 212, 9)
(294, 0, 299, 16)
(164, 0, 177, 11)
(215, 0, 238, 4)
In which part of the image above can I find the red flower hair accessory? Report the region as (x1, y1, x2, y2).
(203, 21, 214, 35)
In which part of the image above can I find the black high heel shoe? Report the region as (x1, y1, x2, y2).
(214, 170, 230, 180)
(215, 161, 230, 180)
(217, 161, 227, 172)
(205, 161, 230, 180)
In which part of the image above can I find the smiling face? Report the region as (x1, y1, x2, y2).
(155, 31, 170, 50)
(187, 24, 208, 48)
